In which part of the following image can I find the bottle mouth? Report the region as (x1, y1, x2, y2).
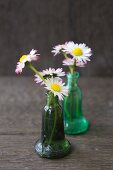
(67, 72, 79, 79)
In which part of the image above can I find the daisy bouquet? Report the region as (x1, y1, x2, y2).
(15, 49, 68, 101)
(15, 49, 71, 158)
(52, 41, 92, 73)
(52, 41, 92, 135)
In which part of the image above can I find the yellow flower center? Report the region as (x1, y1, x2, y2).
(51, 83, 61, 92)
(19, 55, 27, 62)
(71, 48, 83, 56)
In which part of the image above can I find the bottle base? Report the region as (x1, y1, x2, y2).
(64, 117, 89, 135)
(35, 139, 71, 159)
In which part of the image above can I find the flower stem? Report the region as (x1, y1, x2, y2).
(26, 62, 46, 83)
(70, 59, 76, 74)
(62, 51, 68, 59)
(48, 92, 57, 145)
(70, 66, 74, 74)
(48, 111, 57, 145)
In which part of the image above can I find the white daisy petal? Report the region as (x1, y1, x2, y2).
(30, 49, 37, 55)
(34, 73, 44, 84)
(15, 62, 24, 74)
(76, 61, 85, 67)
(63, 58, 75, 66)
(42, 67, 65, 77)
(28, 49, 40, 61)
(51, 44, 65, 56)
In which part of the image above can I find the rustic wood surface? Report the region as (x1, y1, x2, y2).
(0, 77, 113, 170)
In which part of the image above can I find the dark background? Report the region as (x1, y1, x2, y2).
(0, 0, 113, 76)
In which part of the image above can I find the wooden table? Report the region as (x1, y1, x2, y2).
(0, 77, 113, 170)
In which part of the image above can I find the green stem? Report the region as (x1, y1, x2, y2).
(62, 51, 68, 59)
(26, 62, 46, 83)
(48, 95, 57, 145)
(70, 59, 76, 74)
(74, 59, 76, 73)
(70, 66, 74, 74)
(48, 112, 57, 145)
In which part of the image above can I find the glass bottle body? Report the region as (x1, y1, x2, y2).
(63, 72, 89, 134)
(35, 92, 71, 159)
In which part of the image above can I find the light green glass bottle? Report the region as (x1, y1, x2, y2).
(35, 91, 71, 159)
(63, 72, 89, 135)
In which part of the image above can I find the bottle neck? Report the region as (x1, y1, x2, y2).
(46, 91, 59, 107)
(67, 72, 79, 88)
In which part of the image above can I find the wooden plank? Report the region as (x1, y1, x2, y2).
(0, 135, 113, 170)
(0, 77, 113, 169)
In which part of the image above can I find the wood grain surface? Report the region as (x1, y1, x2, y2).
(0, 77, 113, 170)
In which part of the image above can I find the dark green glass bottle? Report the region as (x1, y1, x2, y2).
(63, 72, 89, 134)
(35, 91, 71, 159)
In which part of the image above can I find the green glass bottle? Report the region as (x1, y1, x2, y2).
(35, 91, 71, 159)
(63, 72, 89, 135)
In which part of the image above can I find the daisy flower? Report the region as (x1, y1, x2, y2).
(34, 68, 65, 84)
(42, 68, 65, 77)
(63, 58, 85, 67)
(51, 44, 64, 56)
(15, 49, 40, 74)
(44, 78, 68, 100)
(63, 41, 92, 63)
(62, 58, 75, 66)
